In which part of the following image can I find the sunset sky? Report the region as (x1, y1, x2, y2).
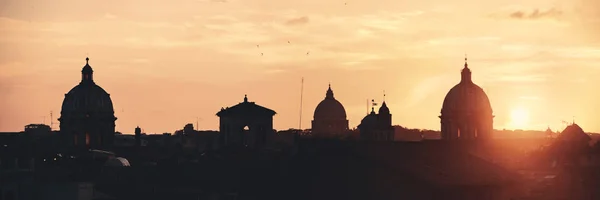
(1, 0, 600, 134)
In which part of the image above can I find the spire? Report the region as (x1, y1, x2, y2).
(379, 98, 390, 114)
(81, 57, 94, 84)
(325, 84, 334, 99)
(460, 55, 472, 83)
(383, 90, 386, 101)
(244, 94, 248, 102)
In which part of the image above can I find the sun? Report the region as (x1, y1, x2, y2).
(509, 108, 530, 129)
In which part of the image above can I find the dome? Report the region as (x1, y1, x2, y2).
(61, 84, 114, 115)
(60, 58, 115, 117)
(441, 62, 492, 115)
(313, 85, 347, 120)
(441, 83, 492, 114)
(359, 110, 378, 129)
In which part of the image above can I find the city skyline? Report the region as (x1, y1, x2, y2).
(2, 0, 600, 133)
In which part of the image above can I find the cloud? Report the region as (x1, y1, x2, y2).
(509, 8, 563, 20)
(284, 16, 309, 26)
(104, 13, 117, 19)
(488, 8, 564, 21)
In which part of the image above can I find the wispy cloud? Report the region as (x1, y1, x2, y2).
(284, 16, 309, 26)
(509, 8, 563, 20)
(488, 8, 564, 21)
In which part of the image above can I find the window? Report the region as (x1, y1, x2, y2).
(85, 133, 90, 146)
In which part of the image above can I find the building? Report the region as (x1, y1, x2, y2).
(58, 57, 117, 150)
(216, 95, 276, 148)
(439, 57, 493, 140)
(358, 102, 394, 141)
(311, 84, 349, 136)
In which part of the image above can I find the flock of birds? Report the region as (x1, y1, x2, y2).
(256, 42, 310, 57)
(250, 2, 348, 57)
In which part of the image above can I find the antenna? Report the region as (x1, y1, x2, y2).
(43, 116, 46, 125)
(50, 111, 53, 130)
(196, 117, 199, 131)
(383, 90, 386, 102)
(299, 77, 304, 130)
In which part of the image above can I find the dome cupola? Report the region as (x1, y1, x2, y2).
(81, 57, 94, 84)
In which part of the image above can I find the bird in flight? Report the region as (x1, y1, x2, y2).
(288, 41, 290, 44)
(306, 51, 310, 55)
(261, 53, 264, 56)
(257, 44, 259, 48)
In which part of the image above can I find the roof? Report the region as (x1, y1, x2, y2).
(557, 123, 591, 143)
(216, 95, 276, 117)
(105, 157, 131, 167)
(356, 142, 519, 187)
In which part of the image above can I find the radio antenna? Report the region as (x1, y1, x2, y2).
(299, 77, 304, 130)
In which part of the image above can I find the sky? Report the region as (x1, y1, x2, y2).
(1, 0, 600, 134)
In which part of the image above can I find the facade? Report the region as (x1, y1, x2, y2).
(59, 57, 117, 150)
(440, 57, 493, 140)
(216, 95, 276, 148)
(358, 102, 394, 141)
(311, 84, 349, 136)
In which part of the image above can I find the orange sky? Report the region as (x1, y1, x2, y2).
(1, 0, 600, 133)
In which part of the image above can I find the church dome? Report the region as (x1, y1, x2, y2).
(313, 85, 347, 120)
(359, 109, 378, 128)
(441, 60, 492, 115)
(60, 58, 115, 117)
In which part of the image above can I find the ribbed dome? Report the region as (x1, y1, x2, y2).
(313, 85, 347, 120)
(61, 84, 114, 116)
(441, 63, 492, 115)
(441, 82, 492, 114)
(60, 58, 115, 118)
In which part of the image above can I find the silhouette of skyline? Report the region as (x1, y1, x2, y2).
(2, 0, 600, 133)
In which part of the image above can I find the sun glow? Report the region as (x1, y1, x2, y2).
(509, 108, 530, 129)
